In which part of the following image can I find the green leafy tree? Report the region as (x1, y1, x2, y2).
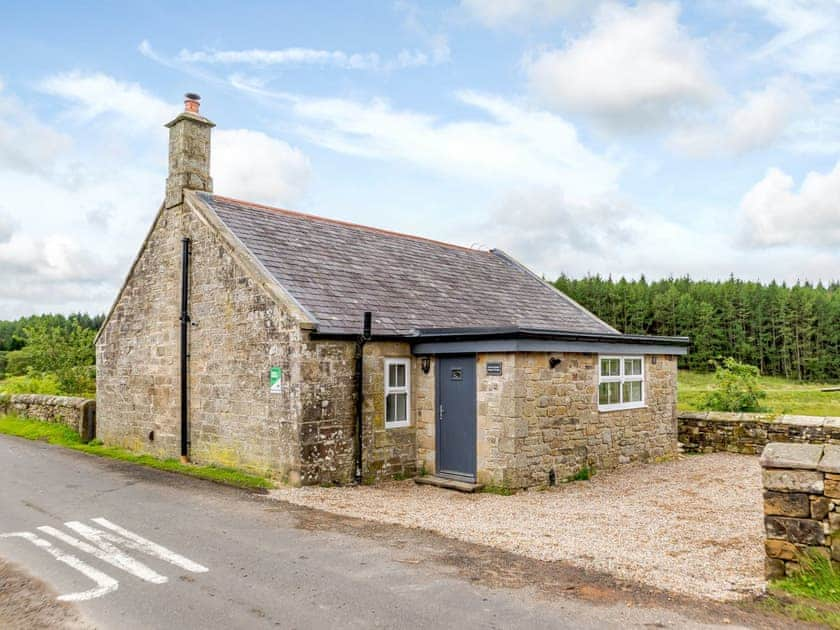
(702, 358, 767, 412)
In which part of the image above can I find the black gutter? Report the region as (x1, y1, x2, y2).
(179, 237, 191, 462)
(354, 311, 372, 483)
(311, 325, 690, 347)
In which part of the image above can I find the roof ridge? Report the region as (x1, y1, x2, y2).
(205, 193, 489, 255)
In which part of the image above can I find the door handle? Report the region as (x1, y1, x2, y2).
(439, 404, 444, 420)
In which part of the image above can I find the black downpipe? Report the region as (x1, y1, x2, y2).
(180, 237, 191, 461)
(354, 311, 372, 483)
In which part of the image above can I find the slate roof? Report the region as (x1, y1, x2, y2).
(197, 193, 618, 337)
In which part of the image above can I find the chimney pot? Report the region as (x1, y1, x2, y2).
(184, 92, 201, 114)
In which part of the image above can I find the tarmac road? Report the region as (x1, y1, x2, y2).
(0, 434, 749, 629)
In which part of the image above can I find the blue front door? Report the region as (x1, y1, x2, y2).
(436, 355, 477, 481)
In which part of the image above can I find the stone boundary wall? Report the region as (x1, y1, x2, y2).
(760, 442, 840, 578)
(0, 394, 95, 442)
(679, 412, 840, 455)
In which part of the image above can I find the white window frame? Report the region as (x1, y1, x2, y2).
(598, 355, 645, 412)
(384, 358, 411, 429)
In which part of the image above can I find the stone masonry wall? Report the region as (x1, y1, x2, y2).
(477, 352, 677, 488)
(97, 202, 358, 484)
(680, 413, 840, 455)
(415, 355, 436, 476)
(361, 341, 416, 482)
(1, 394, 96, 442)
(760, 442, 840, 578)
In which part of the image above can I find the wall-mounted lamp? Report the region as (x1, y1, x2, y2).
(549, 356, 562, 369)
(421, 356, 431, 374)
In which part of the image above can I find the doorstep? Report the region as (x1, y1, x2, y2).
(414, 475, 484, 493)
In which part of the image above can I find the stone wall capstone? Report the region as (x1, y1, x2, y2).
(1, 394, 95, 442)
(679, 412, 840, 455)
(760, 442, 840, 578)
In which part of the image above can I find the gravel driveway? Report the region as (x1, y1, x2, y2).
(273, 453, 764, 601)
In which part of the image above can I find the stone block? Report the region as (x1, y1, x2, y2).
(826, 478, 840, 499)
(765, 516, 825, 545)
(764, 491, 810, 517)
(811, 496, 832, 520)
(833, 539, 840, 562)
(760, 442, 823, 470)
(829, 512, 840, 533)
(763, 469, 824, 494)
(765, 538, 799, 560)
(778, 415, 825, 427)
(819, 445, 840, 474)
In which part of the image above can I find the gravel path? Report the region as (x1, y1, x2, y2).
(273, 453, 765, 602)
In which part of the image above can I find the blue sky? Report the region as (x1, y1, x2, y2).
(1, 0, 839, 318)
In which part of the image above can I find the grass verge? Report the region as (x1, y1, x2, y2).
(0, 414, 273, 491)
(755, 553, 840, 629)
(678, 370, 840, 417)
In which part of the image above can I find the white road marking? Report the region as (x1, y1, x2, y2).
(86, 517, 208, 573)
(38, 525, 167, 584)
(0, 532, 118, 602)
(0, 517, 208, 602)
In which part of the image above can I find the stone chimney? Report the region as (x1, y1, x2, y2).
(164, 93, 215, 208)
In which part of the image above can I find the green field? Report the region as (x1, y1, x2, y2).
(678, 370, 840, 417)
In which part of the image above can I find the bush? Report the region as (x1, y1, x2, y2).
(4, 348, 34, 377)
(702, 357, 767, 412)
(0, 373, 61, 395)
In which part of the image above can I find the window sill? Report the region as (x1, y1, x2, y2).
(385, 421, 411, 429)
(598, 402, 647, 413)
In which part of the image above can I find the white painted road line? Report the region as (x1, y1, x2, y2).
(0, 531, 118, 602)
(38, 525, 168, 585)
(89, 517, 209, 573)
(0, 517, 208, 602)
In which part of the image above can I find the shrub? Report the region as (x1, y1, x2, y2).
(0, 373, 61, 395)
(702, 357, 767, 412)
(4, 348, 34, 377)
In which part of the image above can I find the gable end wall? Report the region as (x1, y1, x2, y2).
(96, 203, 358, 483)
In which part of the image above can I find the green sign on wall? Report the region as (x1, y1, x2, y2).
(270, 366, 283, 393)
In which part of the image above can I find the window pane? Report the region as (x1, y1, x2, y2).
(386, 393, 395, 422)
(624, 358, 642, 376)
(386, 392, 407, 423)
(600, 358, 619, 377)
(396, 392, 407, 421)
(623, 380, 643, 402)
(388, 363, 406, 388)
(599, 382, 620, 405)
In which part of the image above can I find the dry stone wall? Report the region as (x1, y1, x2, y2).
(760, 442, 840, 578)
(1, 394, 95, 442)
(679, 413, 840, 455)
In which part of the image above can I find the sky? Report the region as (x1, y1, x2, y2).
(1, 0, 839, 319)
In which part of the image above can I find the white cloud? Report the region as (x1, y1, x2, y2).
(739, 161, 840, 247)
(474, 186, 840, 284)
(267, 85, 620, 197)
(669, 78, 806, 156)
(0, 88, 72, 176)
(749, 0, 840, 76)
(39, 71, 178, 131)
(153, 41, 449, 72)
(459, 0, 587, 28)
(525, 2, 717, 129)
(214, 129, 310, 207)
(0, 73, 312, 318)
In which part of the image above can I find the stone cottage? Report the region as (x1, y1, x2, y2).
(95, 95, 689, 489)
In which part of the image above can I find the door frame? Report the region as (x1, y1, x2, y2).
(434, 353, 477, 482)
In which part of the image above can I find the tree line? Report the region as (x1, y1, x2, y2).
(554, 275, 840, 382)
